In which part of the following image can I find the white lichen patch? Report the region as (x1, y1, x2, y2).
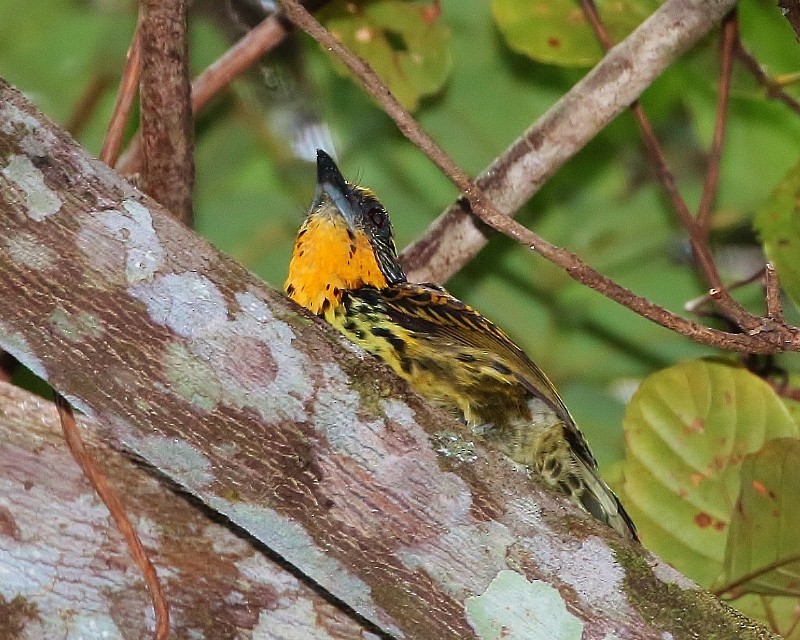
(59, 613, 126, 640)
(529, 536, 628, 614)
(317, 393, 479, 543)
(210, 499, 403, 638)
(49, 307, 105, 342)
(1, 154, 62, 220)
(0, 446, 139, 639)
(0, 102, 58, 158)
(502, 497, 545, 534)
(650, 558, 697, 591)
(235, 551, 301, 594)
(3, 231, 58, 270)
(252, 599, 340, 640)
(465, 570, 583, 640)
(131, 272, 227, 339)
(0, 102, 43, 137)
(128, 435, 215, 492)
(229, 291, 311, 418)
(0, 321, 48, 380)
(144, 287, 311, 424)
(398, 521, 515, 599)
(76, 198, 164, 285)
(313, 362, 386, 466)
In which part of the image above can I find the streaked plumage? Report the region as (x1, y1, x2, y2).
(285, 150, 637, 540)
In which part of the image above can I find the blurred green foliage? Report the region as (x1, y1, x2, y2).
(1, 0, 800, 632)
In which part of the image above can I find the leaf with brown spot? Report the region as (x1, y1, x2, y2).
(720, 438, 800, 598)
(617, 359, 798, 588)
(492, 0, 658, 67)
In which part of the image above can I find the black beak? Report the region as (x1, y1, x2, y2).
(316, 149, 349, 196)
(313, 149, 356, 224)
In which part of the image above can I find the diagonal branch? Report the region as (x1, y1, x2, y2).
(398, 0, 741, 285)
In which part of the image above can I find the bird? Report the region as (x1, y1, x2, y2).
(285, 149, 638, 540)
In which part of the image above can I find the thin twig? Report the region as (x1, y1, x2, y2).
(581, 1, 762, 333)
(138, 0, 194, 225)
(277, 0, 799, 354)
(100, 28, 142, 167)
(734, 41, 800, 116)
(712, 553, 800, 598)
(55, 393, 170, 640)
(696, 11, 737, 236)
(117, 13, 289, 176)
(684, 267, 765, 315)
(764, 262, 783, 322)
(761, 596, 780, 634)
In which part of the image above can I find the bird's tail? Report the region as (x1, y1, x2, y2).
(571, 455, 638, 541)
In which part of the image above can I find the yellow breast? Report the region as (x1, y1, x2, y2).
(285, 212, 388, 316)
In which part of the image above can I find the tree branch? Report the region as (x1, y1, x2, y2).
(398, 0, 740, 284)
(0, 382, 373, 638)
(117, 13, 289, 176)
(0, 79, 777, 639)
(138, 0, 194, 224)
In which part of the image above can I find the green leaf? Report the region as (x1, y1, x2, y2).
(491, 0, 655, 67)
(619, 360, 798, 587)
(317, 0, 451, 110)
(754, 159, 800, 310)
(720, 438, 800, 598)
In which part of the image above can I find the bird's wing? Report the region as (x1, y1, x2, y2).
(374, 283, 571, 420)
(348, 283, 637, 539)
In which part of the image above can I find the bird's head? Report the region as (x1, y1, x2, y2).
(285, 150, 406, 315)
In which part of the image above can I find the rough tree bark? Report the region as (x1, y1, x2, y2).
(0, 381, 374, 639)
(0, 80, 777, 639)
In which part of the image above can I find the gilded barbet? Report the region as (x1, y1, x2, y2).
(285, 150, 637, 540)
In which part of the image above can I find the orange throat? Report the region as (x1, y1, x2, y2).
(285, 214, 388, 316)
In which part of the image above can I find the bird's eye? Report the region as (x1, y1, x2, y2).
(368, 206, 386, 228)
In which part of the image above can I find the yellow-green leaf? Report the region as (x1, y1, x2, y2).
(318, 0, 451, 110)
(754, 158, 800, 310)
(720, 438, 800, 598)
(618, 360, 798, 587)
(491, 0, 656, 67)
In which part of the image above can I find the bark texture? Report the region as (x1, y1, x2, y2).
(0, 381, 375, 639)
(0, 79, 777, 639)
(139, 0, 194, 224)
